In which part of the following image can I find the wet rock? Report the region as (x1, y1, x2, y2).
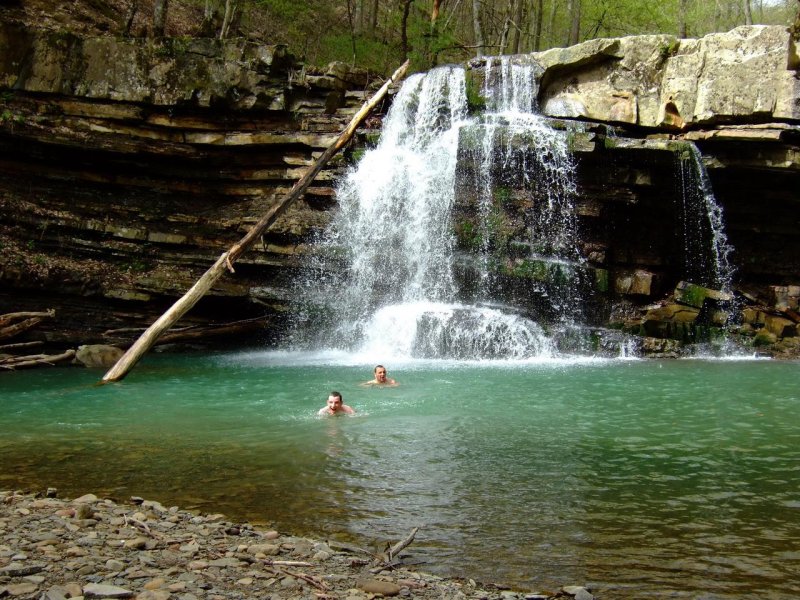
(74, 344, 125, 368)
(561, 585, 594, 600)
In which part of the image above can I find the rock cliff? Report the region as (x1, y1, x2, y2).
(0, 22, 798, 359)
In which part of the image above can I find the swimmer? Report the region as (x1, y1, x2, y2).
(362, 364, 398, 386)
(318, 391, 355, 416)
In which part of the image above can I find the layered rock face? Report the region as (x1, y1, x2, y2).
(0, 23, 798, 356)
(0, 23, 376, 348)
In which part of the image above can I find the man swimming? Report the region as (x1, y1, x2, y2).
(318, 391, 355, 416)
(362, 365, 398, 386)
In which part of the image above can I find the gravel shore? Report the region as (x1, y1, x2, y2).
(0, 490, 596, 600)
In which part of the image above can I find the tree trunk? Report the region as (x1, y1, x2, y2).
(101, 60, 412, 384)
(472, 0, 485, 57)
(122, 0, 137, 36)
(371, 0, 379, 34)
(743, 0, 753, 25)
(401, 0, 413, 61)
(346, 0, 358, 64)
(533, 0, 543, 51)
(219, 0, 235, 39)
(678, 0, 689, 38)
(567, 0, 581, 45)
(547, 0, 558, 48)
(510, 0, 524, 54)
(152, 0, 169, 37)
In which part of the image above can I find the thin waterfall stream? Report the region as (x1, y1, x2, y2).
(675, 143, 736, 292)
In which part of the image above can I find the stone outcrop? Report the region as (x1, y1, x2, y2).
(535, 25, 800, 127)
(0, 21, 377, 351)
(0, 22, 798, 357)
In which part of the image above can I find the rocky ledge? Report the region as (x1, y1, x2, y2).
(0, 491, 594, 600)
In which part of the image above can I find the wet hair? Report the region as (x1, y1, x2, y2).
(330, 391, 342, 401)
(374, 365, 385, 373)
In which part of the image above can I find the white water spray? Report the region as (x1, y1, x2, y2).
(306, 61, 574, 359)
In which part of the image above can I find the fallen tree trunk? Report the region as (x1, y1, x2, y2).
(102, 316, 270, 346)
(0, 349, 76, 370)
(102, 60, 410, 384)
(0, 310, 55, 343)
(0, 310, 55, 329)
(0, 340, 45, 353)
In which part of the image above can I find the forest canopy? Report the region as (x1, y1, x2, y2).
(93, 0, 800, 74)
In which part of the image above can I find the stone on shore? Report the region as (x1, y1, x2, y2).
(0, 489, 581, 600)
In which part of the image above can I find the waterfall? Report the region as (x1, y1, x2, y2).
(675, 143, 735, 292)
(296, 60, 584, 360)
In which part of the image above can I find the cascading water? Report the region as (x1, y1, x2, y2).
(675, 143, 735, 292)
(462, 56, 582, 317)
(299, 59, 589, 360)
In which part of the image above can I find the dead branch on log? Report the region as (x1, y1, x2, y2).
(369, 527, 420, 574)
(101, 59, 411, 384)
(267, 565, 329, 591)
(0, 349, 75, 370)
(387, 526, 418, 561)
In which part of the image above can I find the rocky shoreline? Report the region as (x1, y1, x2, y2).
(0, 490, 595, 600)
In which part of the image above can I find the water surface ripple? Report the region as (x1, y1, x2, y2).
(1, 354, 799, 598)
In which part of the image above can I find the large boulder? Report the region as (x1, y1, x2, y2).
(533, 25, 799, 128)
(74, 344, 124, 368)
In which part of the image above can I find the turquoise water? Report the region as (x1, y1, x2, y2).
(1, 352, 799, 598)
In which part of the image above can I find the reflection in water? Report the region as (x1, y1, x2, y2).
(1, 355, 799, 599)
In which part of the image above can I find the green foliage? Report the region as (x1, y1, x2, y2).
(317, 32, 395, 75)
(125, 259, 150, 273)
(494, 187, 512, 206)
(465, 72, 486, 114)
(455, 219, 483, 251)
(141, 0, 800, 75)
(594, 268, 609, 293)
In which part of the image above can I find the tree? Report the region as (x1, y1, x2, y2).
(219, 0, 237, 38)
(401, 0, 414, 61)
(679, 0, 690, 37)
(509, 0, 524, 54)
(567, 0, 581, 45)
(152, 0, 169, 36)
(473, 0, 486, 56)
(743, 0, 753, 25)
(532, 0, 544, 50)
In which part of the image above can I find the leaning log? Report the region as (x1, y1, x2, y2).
(102, 60, 411, 384)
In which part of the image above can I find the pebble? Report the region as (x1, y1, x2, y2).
(0, 489, 588, 600)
